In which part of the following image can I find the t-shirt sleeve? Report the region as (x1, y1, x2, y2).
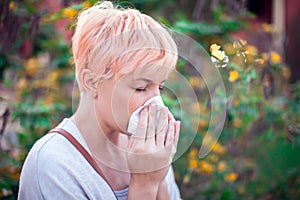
(166, 166, 182, 200)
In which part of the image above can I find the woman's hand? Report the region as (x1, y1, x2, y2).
(127, 103, 180, 199)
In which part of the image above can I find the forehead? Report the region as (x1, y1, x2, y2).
(129, 64, 173, 83)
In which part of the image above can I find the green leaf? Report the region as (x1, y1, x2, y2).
(221, 20, 240, 32)
(157, 16, 171, 27)
(50, 13, 62, 20)
(71, 4, 84, 10)
(174, 21, 222, 35)
(246, 68, 257, 83)
(89, 0, 98, 4)
(37, 118, 51, 129)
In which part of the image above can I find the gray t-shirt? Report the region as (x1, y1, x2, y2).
(18, 118, 181, 200)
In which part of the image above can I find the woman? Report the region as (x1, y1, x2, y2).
(18, 1, 181, 199)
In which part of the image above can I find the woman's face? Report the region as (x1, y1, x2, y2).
(94, 65, 172, 135)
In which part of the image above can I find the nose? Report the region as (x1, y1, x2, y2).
(148, 85, 161, 99)
(154, 86, 161, 96)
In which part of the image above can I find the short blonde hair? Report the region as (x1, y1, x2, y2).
(72, 1, 178, 90)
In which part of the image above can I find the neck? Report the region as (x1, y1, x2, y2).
(70, 95, 129, 173)
(72, 94, 119, 142)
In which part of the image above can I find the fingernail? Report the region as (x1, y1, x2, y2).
(142, 107, 148, 112)
(163, 107, 168, 113)
(150, 102, 156, 107)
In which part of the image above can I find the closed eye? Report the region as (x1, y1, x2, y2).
(135, 85, 164, 92)
(135, 88, 146, 92)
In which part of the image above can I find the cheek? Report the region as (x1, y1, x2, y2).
(128, 93, 148, 114)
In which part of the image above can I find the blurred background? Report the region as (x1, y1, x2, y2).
(0, 0, 300, 199)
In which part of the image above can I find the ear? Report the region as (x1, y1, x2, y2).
(80, 68, 98, 98)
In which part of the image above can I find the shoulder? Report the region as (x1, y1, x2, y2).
(19, 133, 115, 199)
(23, 133, 79, 171)
(25, 132, 96, 181)
(19, 133, 69, 199)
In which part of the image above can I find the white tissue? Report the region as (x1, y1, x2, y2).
(127, 96, 166, 135)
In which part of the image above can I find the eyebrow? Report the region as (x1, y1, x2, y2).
(135, 78, 166, 83)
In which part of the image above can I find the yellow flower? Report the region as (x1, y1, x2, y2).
(62, 7, 78, 19)
(255, 58, 265, 65)
(17, 78, 28, 91)
(183, 173, 191, 183)
(202, 135, 216, 148)
(225, 172, 238, 182)
(189, 76, 203, 89)
(212, 142, 227, 155)
(217, 161, 227, 172)
(228, 70, 239, 82)
(210, 44, 226, 60)
(188, 148, 198, 159)
(188, 159, 198, 170)
(233, 118, 243, 128)
(25, 57, 39, 77)
(223, 43, 236, 55)
(46, 70, 61, 88)
(198, 161, 214, 174)
(210, 44, 221, 52)
(271, 51, 282, 64)
(255, 58, 266, 68)
(201, 135, 223, 154)
(198, 119, 209, 128)
(9, 1, 17, 11)
(245, 45, 258, 56)
(207, 154, 219, 163)
(48, 70, 60, 81)
(83, 1, 92, 8)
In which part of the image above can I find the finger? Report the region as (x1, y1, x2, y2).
(128, 134, 141, 150)
(146, 103, 156, 143)
(156, 107, 168, 147)
(167, 110, 175, 122)
(165, 120, 175, 147)
(127, 135, 134, 149)
(173, 121, 180, 151)
(135, 106, 148, 143)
